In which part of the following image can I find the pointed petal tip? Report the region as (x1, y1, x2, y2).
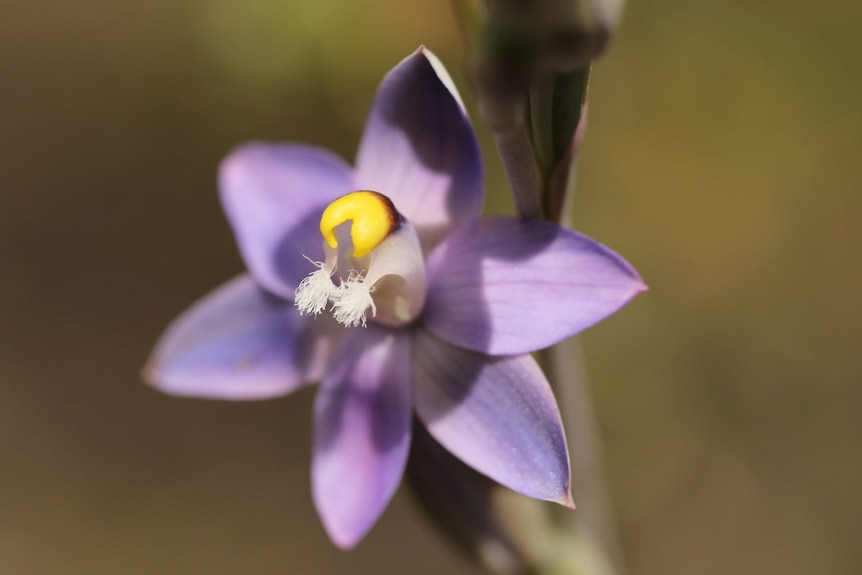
(412, 45, 467, 115)
(414, 44, 434, 62)
(559, 491, 576, 510)
(217, 142, 249, 178)
(628, 277, 649, 304)
(627, 263, 648, 291)
(314, 483, 379, 551)
(141, 354, 182, 397)
(140, 362, 161, 392)
(313, 471, 392, 551)
(141, 359, 173, 395)
(630, 276, 648, 296)
(613, 252, 647, 295)
(322, 520, 365, 551)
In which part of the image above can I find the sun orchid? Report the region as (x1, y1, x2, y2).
(144, 47, 645, 549)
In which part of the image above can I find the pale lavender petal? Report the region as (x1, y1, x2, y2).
(354, 47, 483, 252)
(219, 143, 354, 298)
(144, 275, 338, 400)
(412, 329, 572, 505)
(312, 325, 412, 549)
(424, 216, 646, 355)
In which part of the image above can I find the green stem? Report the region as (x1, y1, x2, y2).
(493, 122, 544, 219)
(544, 339, 628, 575)
(528, 75, 558, 178)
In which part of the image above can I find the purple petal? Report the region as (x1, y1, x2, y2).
(312, 325, 412, 549)
(219, 143, 354, 298)
(424, 216, 646, 355)
(144, 275, 338, 400)
(412, 329, 572, 505)
(354, 47, 483, 252)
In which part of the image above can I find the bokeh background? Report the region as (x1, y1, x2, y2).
(2, 1, 860, 574)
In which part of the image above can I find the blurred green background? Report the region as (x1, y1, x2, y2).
(1, 1, 859, 574)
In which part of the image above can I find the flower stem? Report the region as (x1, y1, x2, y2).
(493, 122, 544, 220)
(542, 339, 628, 575)
(535, 86, 626, 574)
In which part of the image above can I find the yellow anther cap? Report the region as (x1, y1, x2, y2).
(319, 191, 400, 257)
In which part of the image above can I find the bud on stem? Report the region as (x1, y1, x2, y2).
(454, 0, 614, 221)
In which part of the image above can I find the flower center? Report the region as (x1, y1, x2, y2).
(294, 190, 426, 328)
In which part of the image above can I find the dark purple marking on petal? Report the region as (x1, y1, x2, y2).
(424, 216, 646, 355)
(144, 275, 338, 400)
(355, 47, 484, 253)
(312, 324, 413, 549)
(219, 143, 355, 298)
(412, 329, 572, 506)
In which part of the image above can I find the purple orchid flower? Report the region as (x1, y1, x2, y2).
(144, 47, 645, 549)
